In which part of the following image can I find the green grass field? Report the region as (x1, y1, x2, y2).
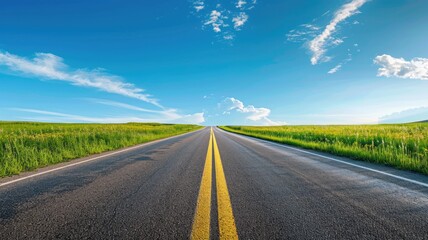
(220, 124, 428, 175)
(0, 122, 202, 177)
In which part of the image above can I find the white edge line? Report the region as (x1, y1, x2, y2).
(0, 127, 206, 188)
(217, 127, 428, 188)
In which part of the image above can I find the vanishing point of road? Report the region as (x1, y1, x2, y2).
(1, 127, 428, 239)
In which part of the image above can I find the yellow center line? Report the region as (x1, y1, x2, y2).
(191, 127, 239, 239)
(191, 128, 213, 240)
(213, 130, 239, 240)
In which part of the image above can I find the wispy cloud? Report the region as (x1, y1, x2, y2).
(221, 97, 285, 125)
(286, 24, 320, 43)
(328, 64, 342, 74)
(11, 108, 148, 123)
(11, 107, 205, 124)
(0, 51, 162, 107)
(288, 0, 367, 65)
(93, 99, 166, 114)
(327, 52, 353, 74)
(89, 99, 205, 124)
(379, 106, 428, 123)
(193, 0, 205, 12)
(374, 54, 428, 80)
(309, 0, 368, 65)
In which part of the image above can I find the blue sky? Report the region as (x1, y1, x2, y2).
(1, 0, 428, 125)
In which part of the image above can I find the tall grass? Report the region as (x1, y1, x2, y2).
(0, 122, 202, 177)
(220, 124, 428, 175)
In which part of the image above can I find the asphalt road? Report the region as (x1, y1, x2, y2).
(1, 127, 428, 239)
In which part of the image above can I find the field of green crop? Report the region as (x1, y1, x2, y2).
(220, 124, 428, 175)
(0, 122, 202, 177)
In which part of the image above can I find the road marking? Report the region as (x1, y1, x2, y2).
(0, 128, 205, 188)
(213, 130, 239, 240)
(219, 128, 428, 188)
(191, 128, 213, 240)
(191, 128, 239, 239)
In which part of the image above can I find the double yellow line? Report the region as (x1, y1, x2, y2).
(191, 128, 238, 240)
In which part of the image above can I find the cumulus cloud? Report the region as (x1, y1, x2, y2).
(204, 10, 225, 33)
(236, 0, 247, 9)
(224, 97, 269, 120)
(192, 0, 256, 40)
(374, 54, 428, 80)
(175, 112, 205, 124)
(221, 97, 285, 125)
(309, 0, 368, 64)
(0, 51, 161, 107)
(232, 12, 249, 30)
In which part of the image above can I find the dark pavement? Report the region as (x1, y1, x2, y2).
(1, 127, 428, 239)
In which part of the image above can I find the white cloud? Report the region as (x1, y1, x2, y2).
(232, 12, 249, 30)
(192, 0, 256, 40)
(0, 51, 161, 107)
(193, 0, 205, 12)
(224, 97, 269, 120)
(301, 24, 320, 31)
(379, 107, 428, 124)
(175, 112, 205, 124)
(332, 38, 344, 46)
(286, 24, 320, 43)
(236, 0, 247, 9)
(222, 97, 285, 125)
(309, 0, 368, 65)
(11, 107, 205, 124)
(374, 54, 428, 80)
(91, 99, 205, 124)
(11, 108, 149, 123)
(204, 10, 225, 33)
(327, 52, 352, 74)
(328, 64, 342, 74)
(93, 99, 168, 114)
(195, 6, 204, 12)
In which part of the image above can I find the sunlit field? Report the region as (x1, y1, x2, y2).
(0, 122, 202, 177)
(220, 124, 428, 175)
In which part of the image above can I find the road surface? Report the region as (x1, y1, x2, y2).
(1, 127, 428, 239)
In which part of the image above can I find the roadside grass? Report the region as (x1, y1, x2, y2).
(0, 122, 202, 177)
(219, 124, 428, 175)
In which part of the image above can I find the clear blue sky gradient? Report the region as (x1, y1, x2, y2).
(1, 0, 428, 125)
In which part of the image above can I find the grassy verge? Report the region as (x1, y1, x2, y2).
(0, 122, 202, 177)
(219, 124, 428, 175)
